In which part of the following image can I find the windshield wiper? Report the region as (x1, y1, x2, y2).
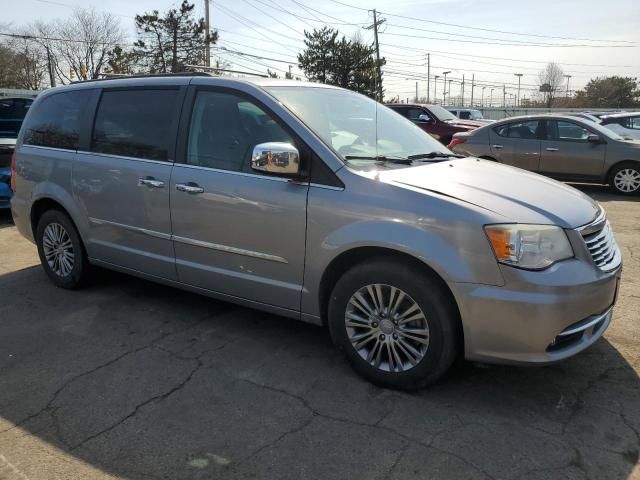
(408, 152, 465, 160)
(343, 155, 412, 164)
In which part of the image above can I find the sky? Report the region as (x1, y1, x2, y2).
(4, 0, 640, 104)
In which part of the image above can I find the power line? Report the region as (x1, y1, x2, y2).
(379, 43, 640, 68)
(325, 0, 638, 45)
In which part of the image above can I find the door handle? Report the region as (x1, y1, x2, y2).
(546, 148, 559, 152)
(492, 144, 504, 149)
(176, 183, 204, 194)
(138, 177, 165, 188)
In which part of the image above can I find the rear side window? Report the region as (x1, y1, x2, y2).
(494, 120, 540, 139)
(22, 91, 88, 149)
(91, 89, 179, 161)
(623, 117, 640, 130)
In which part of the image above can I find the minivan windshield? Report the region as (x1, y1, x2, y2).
(265, 86, 452, 166)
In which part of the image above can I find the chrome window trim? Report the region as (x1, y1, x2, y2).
(175, 163, 303, 184)
(309, 182, 344, 191)
(77, 150, 174, 165)
(21, 145, 78, 154)
(88, 217, 288, 264)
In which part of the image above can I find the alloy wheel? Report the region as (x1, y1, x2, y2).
(614, 168, 640, 193)
(42, 222, 75, 277)
(345, 284, 430, 373)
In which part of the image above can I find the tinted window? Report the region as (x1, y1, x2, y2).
(0, 98, 33, 139)
(91, 89, 179, 161)
(494, 120, 540, 139)
(623, 116, 640, 130)
(548, 120, 590, 141)
(187, 91, 293, 173)
(459, 111, 471, 119)
(406, 107, 429, 121)
(22, 92, 87, 149)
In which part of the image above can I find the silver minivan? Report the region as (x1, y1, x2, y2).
(10, 75, 622, 389)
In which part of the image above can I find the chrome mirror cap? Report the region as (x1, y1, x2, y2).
(251, 142, 300, 176)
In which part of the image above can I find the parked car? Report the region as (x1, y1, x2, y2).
(566, 112, 602, 123)
(0, 97, 33, 209)
(600, 112, 640, 141)
(386, 103, 484, 145)
(12, 76, 621, 389)
(448, 108, 494, 123)
(449, 115, 640, 195)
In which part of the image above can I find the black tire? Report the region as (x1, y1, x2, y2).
(608, 162, 640, 196)
(35, 209, 90, 289)
(328, 258, 460, 390)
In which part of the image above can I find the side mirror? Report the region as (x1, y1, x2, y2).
(417, 114, 433, 123)
(587, 134, 602, 144)
(251, 142, 300, 176)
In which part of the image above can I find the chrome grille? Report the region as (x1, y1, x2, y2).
(581, 219, 620, 271)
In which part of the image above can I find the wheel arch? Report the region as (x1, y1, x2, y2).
(606, 159, 640, 183)
(317, 246, 464, 350)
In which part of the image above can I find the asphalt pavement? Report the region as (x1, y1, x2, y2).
(0, 185, 639, 480)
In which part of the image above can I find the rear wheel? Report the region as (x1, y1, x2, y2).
(328, 259, 460, 390)
(36, 209, 90, 288)
(609, 162, 640, 195)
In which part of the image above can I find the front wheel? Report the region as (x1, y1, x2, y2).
(609, 162, 640, 195)
(328, 259, 460, 390)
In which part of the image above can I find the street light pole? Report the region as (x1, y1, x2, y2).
(503, 85, 506, 108)
(204, 0, 211, 68)
(426, 53, 430, 103)
(433, 75, 440, 103)
(448, 79, 453, 106)
(564, 75, 572, 100)
(490, 88, 494, 107)
(442, 71, 451, 105)
(514, 73, 523, 107)
(481, 86, 485, 107)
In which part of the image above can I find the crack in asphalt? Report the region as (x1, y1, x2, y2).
(0, 308, 233, 438)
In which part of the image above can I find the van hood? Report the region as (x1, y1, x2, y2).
(381, 158, 600, 228)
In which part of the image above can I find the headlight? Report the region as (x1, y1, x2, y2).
(484, 224, 573, 270)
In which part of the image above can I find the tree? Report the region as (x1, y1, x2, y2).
(49, 8, 124, 82)
(297, 27, 384, 98)
(581, 76, 639, 108)
(0, 38, 47, 89)
(538, 62, 564, 108)
(104, 46, 140, 76)
(134, 1, 218, 73)
(297, 27, 338, 85)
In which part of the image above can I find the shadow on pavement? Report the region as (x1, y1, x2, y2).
(0, 210, 13, 229)
(0, 266, 638, 480)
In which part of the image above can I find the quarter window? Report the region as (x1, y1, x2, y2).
(91, 89, 179, 161)
(494, 120, 540, 139)
(186, 90, 293, 173)
(22, 91, 88, 149)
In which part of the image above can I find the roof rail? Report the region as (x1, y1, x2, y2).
(71, 72, 210, 84)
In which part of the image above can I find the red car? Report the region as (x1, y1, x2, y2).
(387, 103, 484, 145)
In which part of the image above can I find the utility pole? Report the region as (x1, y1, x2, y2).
(503, 85, 506, 108)
(426, 53, 430, 103)
(514, 73, 523, 107)
(564, 74, 572, 100)
(461, 74, 465, 107)
(470, 74, 475, 107)
(481, 86, 486, 107)
(442, 71, 451, 105)
(46, 46, 55, 87)
(415, 81, 418, 102)
(204, 0, 211, 68)
(433, 75, 439, 104)
(448, 79, 453, 106)
(366, 9, 385, 102)
(490, 88, 494, 107)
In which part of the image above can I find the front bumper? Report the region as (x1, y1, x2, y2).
(451, 258, 621, 365)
